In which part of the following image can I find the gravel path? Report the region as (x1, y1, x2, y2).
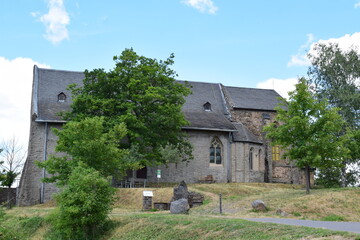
(243, 218, 360, 234)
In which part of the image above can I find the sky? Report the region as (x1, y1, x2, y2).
(1, 0, 360, 150)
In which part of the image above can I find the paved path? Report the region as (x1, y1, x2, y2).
(243, 218, 360, 234)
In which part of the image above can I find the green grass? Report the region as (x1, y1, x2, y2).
(0, 210, 44, 240)
(107, 213, 360, 240)
(321, 214, 346, 222)
(4, 183, 360, 239)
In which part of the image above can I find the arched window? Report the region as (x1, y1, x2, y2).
(210, 138, 222, 164)
(272, 145, 280, 161)
(203, 102, 212, 111)
(249, 148, 253, 170)
(58, 92, 66, 102)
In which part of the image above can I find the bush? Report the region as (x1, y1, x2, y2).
(47, 163, 115, 240)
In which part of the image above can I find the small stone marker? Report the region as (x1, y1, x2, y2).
(170, 198, 190, 214)
(173, 180, 188, 201)
(143, 191, 153, 210)
(251, 199, 267, 211)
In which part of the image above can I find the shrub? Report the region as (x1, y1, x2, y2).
(47, 163, 115, 240)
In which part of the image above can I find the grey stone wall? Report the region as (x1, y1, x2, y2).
(17, 121, 60, 206)
(232, 142, 265, 183)
(147, 131, 231, 183)
(0, 188, 16, 206)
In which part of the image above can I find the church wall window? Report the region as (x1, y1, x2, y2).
(258, 149, 262, 171)
(203, 102, 212, 111)
(210, 138, 222, 164)
(249, 147, 253, 170)
(58, 92, 66, 102)
(272, 145, 281, 161)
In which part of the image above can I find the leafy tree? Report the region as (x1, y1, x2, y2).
(0, 138, 25, 208)
(264, 78, 348, 194)
(47, 163, 115, 240)
(37, 116, 130, 185)
(64, 48, 192, 169)
(37, 117, 125, 239)
(308, 43, 360, 186)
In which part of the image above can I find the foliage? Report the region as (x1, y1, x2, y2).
(46, 163, 115, 240)
(0, 137, 25, 208)
(308, 43, 360, 186)
(308, 43, 360, 129)
(37, 116, 130, 185)
(0, 138, 25, 188)
(316, 166, 359, 188)
(65, 48, 193, 169)
(264, 78, 348, 193)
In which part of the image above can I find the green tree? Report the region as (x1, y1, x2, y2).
(38, 117, 125, 239)
(0, 138, 25, 208)
(37, 116, 130, 185)
(65, 48, 192, 169)
(308, 43, 360, 128)
(47, 163, 115, 240)
(308, 43, 360, 186)
(264, 78, 348, 194)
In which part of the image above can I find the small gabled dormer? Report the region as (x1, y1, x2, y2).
(58, 92, 66, 102)
(203, 102, 212, 111)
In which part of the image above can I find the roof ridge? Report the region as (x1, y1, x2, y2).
(36, 65, 84, 74)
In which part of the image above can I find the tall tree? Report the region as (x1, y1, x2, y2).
(65, 48, 192, 169)
(0, 138, 25, 208)
(38, 117, 130, 186)
(308, 43, 360, 186)
(264, 78, 348, 194)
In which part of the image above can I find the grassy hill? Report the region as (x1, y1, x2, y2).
(3, 183, 360, 239)
(111, 183, 360, 222)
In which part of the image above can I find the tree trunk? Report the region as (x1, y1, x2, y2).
(305, 165, 311, 194)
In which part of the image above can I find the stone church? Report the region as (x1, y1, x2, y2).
(18, 66, 306, 206)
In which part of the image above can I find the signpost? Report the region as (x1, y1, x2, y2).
(143, 191, 153, 210)
(156, 169, 161, 187)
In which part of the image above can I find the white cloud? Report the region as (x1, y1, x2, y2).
(313, 32, 360, 53)
(256, 77, 298, 99)
(36, 0, 70, 45)
(182, 0, 218, 14)
(355, 1, 360, 8)
(287, 34, 314, 67)
(0, 57, 50, 148)
(288, 32, 360, 67)
(30, 11, 40, 18)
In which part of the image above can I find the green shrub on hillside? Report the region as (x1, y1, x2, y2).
(46, 163, 115, 240)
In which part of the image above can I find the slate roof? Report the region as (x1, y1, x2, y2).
(180, 81, 226, 114)
(32, 66, 280, 140)
(225, 86, 282, 111)
(232, 123, 262, 144)
(180, 81, 235, 131)
(33, 66, 84, 122)
(183, 112, 236, 132)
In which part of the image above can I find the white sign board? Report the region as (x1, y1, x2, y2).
(143, 191, 153, 197)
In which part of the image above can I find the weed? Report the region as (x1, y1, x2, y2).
(202, 199, 210, 205)
(293, 212, 301, 217)
(321, 214, 346, 221)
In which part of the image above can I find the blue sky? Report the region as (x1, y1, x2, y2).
(1, 0, 360, 148)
